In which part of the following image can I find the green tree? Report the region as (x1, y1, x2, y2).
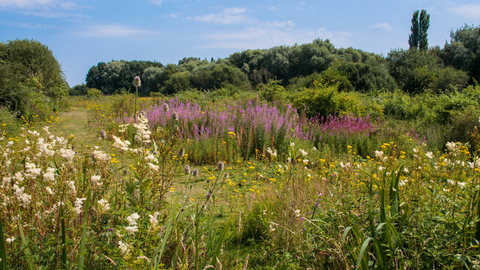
(409, 10, 430, 51)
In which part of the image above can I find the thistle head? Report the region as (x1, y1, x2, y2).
(162, 103, 169, 112)
(184, 165, 191, 175)
(172, 112, 179, 121)
(100, 130, 107, 139)
(217, 161, 225, 171)
(192, 169, 199, 177)
(133, 76, 141, 87)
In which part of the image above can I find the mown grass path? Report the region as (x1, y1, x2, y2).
(53, 105, 99, 146)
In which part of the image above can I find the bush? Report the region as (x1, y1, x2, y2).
(87, 88, 102, 98)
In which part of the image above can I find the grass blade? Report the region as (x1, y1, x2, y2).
(60, 203, 67, 269)
(355, 237, 373, 270)
(18, 222, 35, 270)
(0, 217, 7, 270)
(78, 189, 91, 270)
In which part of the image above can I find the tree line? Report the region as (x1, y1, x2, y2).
(76, 22, 479, 97)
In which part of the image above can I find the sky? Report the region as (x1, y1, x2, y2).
(1, 0, 480, 87)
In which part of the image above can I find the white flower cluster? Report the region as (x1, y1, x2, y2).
(118, 124, 129, 133)
(148, 163, 159, 172)
(43, 167, 56, 182)
(266, 147, 277, 158)
(36, 137, 55, 157)
(125, 213, 140, 235)
(25, 162, 42, 179)
(148, 212, 160, 229)
(92, 150, 110, 162)
(133, 113, 151, 144)
(59, 148, 75, 162)
(112, 135, 130, 151)
(91, 175, 102, 187)
(98, 198, 110, 212)
(13, 184, 31, 207)
(299, 149, 308, 157)
(118, 241, 131, 256)
(74, 198, 87, 215)
(340, 162, 352, 169)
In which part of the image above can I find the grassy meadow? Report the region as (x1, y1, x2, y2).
(1, 92, 480, 270)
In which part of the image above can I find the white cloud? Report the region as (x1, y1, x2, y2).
(188, 8, 252, 24)
(76, 24, 159, 38)
(0, 19, 60, 29)
(150, 0, 164, 6)
(200, 26, 350, 50)
(369, 22, 391, 30)
(0, 0, 78, 9)
(163, 13, 179, 18)
(451, 3, 480, 18)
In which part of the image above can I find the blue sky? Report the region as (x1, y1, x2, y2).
(1, 0, 480, 87)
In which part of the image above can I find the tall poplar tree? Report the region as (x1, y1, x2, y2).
(408, 10, 420, 50)
(408, 9, 430, 51)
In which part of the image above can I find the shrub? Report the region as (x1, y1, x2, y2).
(87, 88, 102, 98)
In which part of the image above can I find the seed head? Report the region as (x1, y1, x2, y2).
(217, 161, 225, 171)
(100, 130, 107, 139)
(174, 125, 179, 132)
(162, 103, 169, 112)
(172, 112, 179, 121)
(133, 76, 141, 87)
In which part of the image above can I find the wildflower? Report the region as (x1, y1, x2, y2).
(299, 149, 308, 157)
(46, 187, 53, 195)
(413, 148, 419, 153)
(149, 212, 160, 228)
(184, 165, 191, 175)
(312, 146, 317, 151)
(136, 255, 150, 262)
(91, 175, 102, 186)
(6, 237, 15, 243)
(458, 182, 466, 188)
(145, 153, 155, 162)
(148, 163, 159, 172)
(217, 161, 225, 171)
(426, 152, 433, 159)
(375, 150, 384, 158)
(43, 167, 56, 182)
(172, 112, 179, 121)
(59, 148, 75, 162)
(340, 162, 351, 169)
(192, 169, 199, 177)
(133, 76, 141, 87)
(98, 198, 110, 212)
(25, 162, 42, 179)
(100, 130, 107, 139)
(112, 135, 130, 151)
(92, 150, 110, 162)
(294, 210, 301, 217)
(67, 181, 76, 194)
(446, 142, 456, 151)
(266, 147, 277, 158)
(290, 142, 295, 147)
(302, 159, 309, 164)
(118, 241, 131, 256)
(162, 103, 169, 112)
(74, 198, 87, 215)
(126, 213, 140, 226)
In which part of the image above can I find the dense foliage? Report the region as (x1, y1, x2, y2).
(0, 39, 69, 121)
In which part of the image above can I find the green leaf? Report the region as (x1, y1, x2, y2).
(18, 223, 35, 270)
(0, 217, 7, 270)
(355, 237, 373, 270)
